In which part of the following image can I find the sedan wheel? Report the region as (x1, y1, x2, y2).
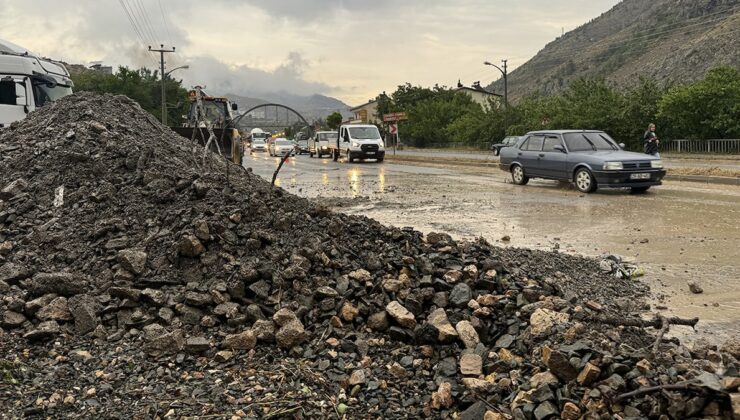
(493, 148, 500, 156)
(575, 168, 597, 193)
(511, 165, 529, 185)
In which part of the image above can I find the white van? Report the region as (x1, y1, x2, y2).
(309, 130, 337, 158)
(330, 124, 385, 163)
(0, 39, 73, 127)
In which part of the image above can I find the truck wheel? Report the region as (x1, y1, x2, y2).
(309, 150, 314, 157)
(347, 150, 353, 163)
(377, 157, 384, 163)
(493, 148, 500, 156)
(333, 150, 338, 162)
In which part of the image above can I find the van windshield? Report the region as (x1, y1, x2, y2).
(349, 127, 381, 140)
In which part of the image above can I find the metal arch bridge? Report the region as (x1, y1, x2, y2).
(232, 103, 313, 137)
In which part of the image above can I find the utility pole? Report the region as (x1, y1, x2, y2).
(149, 44, 176, 125)
(502, 59, 508, 108)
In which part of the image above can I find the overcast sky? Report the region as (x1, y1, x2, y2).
(1, 0, 620, 105)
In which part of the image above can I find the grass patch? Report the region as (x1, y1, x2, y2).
(0, 359, 24, 385)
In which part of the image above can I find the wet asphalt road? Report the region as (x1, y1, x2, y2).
(243, 151, 740, 343)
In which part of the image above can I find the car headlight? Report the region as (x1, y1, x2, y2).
(651, 160, 663, 169)
(351, 141, 360, 148)
(321, 145, 327, 149)
(603, 162, 623, 170)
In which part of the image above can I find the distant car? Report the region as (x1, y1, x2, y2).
(296, 139, 309, 154)
(491, 136, 520, 156)
(251, 139, 267, 152)
(499, 130, 666, 193)
(268, 138, 296, 157)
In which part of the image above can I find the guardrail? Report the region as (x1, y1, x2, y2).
(663, 139, 740, 154)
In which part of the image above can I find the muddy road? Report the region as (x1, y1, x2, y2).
(244, 151, 740, 343)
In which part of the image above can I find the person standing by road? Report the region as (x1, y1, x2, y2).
(643, 123, 660, 157)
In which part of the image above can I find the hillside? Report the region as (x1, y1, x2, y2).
(492, 0, 740, 100)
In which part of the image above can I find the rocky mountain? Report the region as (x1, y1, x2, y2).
(491, 0, 740, 100)
(225, 92, 351, 123)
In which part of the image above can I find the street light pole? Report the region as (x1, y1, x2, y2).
(149, 44, 176, 125)
(165, 65, 189, 77)
(483, 59, 508, 108)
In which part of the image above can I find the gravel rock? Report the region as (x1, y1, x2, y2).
(449, 283, 472, 307)
(36, 297, 73, 321)
(2, 310, 27, 328)
(23, 320, 60, 342)
(23, 272, 86, 297)
(367, 311, 389, 331)
(275, 319, 306, 349)
(385, 301, 416, 328)
(530, 308, 569, 337)
(143, 324, 184, 356)
(117, 249, 147, 275)
(430, 381, 453, 409)
(427, 308, 458, 342)
(460, 353, 483, 376)
(688, 282, 704, 294)
(221, 330, 257, 350)
(185, 336, 211, 353)
(455, 320, 480, 349)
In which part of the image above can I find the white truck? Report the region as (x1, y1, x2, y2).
(330, 123, 385, 163)
(309, 130, 337, 158)
(0, 39, 73, 128)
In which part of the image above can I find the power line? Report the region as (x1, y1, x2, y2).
(127, 0, 156, 46)
(135, 0, 162, 44)
(132, 0, 159, 45)
(158, 0, 173, 47)
(118, 0, 159, 68)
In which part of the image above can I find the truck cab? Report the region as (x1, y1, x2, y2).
(0, 39, 73, 127)
(331, 123, 385, 163)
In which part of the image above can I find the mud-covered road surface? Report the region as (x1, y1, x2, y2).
(244, 151, 740, 343)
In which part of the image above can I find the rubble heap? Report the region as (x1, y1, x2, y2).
(0, 93, 738, 418)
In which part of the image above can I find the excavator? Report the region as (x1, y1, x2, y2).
(171, 87, 243, 164)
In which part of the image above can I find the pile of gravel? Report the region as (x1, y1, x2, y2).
(0, 93, 737, 418)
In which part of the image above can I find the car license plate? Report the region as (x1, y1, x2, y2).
(630, 173, 651, 180)
(366, 152, 375, 155)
